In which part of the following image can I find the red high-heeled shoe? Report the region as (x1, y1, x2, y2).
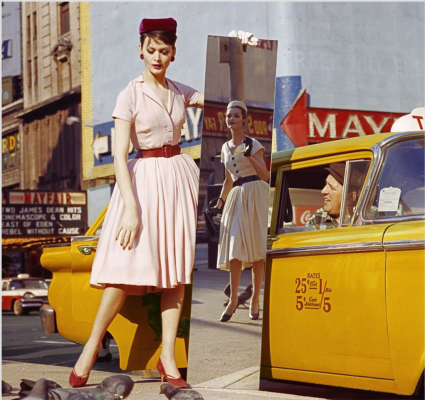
(69, 353, 98, 388)
(156, 358, 188, 388)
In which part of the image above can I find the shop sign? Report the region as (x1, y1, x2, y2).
(2, 191, 87, 237)
(2, 131, 20, 170)
(281, 89, 406, 147)
(203, 103, 273, 139)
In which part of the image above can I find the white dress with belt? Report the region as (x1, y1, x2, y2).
(217, 138, 269, 270)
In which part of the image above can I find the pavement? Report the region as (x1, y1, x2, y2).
(1, 243, 321, 400)
(2, 360, 321, 399)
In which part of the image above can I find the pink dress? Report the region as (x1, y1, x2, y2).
(90, 74, 200, 295)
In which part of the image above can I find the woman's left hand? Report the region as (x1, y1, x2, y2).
(243, 137, 253, 157)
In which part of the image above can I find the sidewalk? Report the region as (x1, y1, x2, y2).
(2, 360, 319, 400)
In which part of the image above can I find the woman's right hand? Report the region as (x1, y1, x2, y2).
(209, 205, 222, 216)
(116, 207, 140, 250)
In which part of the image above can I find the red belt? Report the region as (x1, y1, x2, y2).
(135, 144, 181, 159)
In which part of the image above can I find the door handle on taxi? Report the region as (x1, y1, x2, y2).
(78, 245, 98, 255)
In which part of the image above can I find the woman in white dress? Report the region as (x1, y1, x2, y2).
(214, 101, 269, 322)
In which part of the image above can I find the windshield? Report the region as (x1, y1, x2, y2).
(9, 279, 48, 290)
(365, 136, 425, 219)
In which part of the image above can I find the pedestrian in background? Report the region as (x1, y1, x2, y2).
(213, 101, 269, 322)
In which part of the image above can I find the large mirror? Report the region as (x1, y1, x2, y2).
(188, 35, 278, 390)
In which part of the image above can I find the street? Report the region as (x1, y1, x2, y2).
(1, 243, 418, 399)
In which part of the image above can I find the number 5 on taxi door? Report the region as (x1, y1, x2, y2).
(295, 274, 332, 312)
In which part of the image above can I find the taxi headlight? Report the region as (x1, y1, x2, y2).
(23, 292, 35, 299)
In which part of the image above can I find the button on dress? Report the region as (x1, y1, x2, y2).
(90, 74, 200, 295)
(217, 138, 269, 270)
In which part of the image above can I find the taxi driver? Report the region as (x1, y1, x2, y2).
(305, 162, 354, 230)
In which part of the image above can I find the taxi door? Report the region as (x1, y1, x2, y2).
(384, 220, 425, 395)
(263, 225, 394, 388)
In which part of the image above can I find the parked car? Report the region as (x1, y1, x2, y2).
(40, 208, 192, 372)
(2, 274, 49, 315)
(261, 131, 424, 396)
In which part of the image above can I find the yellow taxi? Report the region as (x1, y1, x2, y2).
(261, 131, 424, 396)
(40, 207, 192, 372)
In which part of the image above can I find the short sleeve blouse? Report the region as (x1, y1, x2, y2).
(221, 138, 264, 181)
(112, 74, 201, 150)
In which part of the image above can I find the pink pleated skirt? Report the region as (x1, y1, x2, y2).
(90, 154, 199, 295)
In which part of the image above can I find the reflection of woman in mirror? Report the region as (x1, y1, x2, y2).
(69, 18, 203, 389)
(213, 101, 269, 322)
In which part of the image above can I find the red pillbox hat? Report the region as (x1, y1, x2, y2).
(139, 18, 177, 34)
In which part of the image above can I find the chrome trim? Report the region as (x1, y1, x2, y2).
(20, 300, 44, 308)
(42, 243, 71, 249)
(384, 239, 425, 251)
(71, 236, 99, 242)
(267, 241, 383, 258)
(39, 306, 57, 335)
(364, 215, 424, 225)
(352, 143, 383, 226)
(377, 131, 425, 149)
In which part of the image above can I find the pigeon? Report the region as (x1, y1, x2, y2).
(223, 284, 253, 308)
(19, 379, 62, 398)
(20, 375, 134, 400)
(2, 380, 13, 395)
(19, 379, 51, 400)
(95, 375, 134, 398)
(159, 384, 204, 400)
(238, 284, 253, 307)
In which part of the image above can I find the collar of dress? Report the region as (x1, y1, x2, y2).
(134, 73, 179, 113)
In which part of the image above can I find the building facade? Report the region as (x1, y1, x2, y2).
(2, 2, 24, 190)
(19, 2, 82, 191)
(3, 2, 86, 276)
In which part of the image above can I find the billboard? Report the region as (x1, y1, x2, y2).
(2, 191, 87, 237)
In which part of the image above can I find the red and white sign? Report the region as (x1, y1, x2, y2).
(294, 206, 316, 226)
(281, 89, 406, 147)
(7, 191, 86, 205)
(391, 107, 425, 132)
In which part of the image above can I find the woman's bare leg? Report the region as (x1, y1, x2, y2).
(223, 259, 243, 315)
(160, 284, 185, 378)
(250, 260, 265, 314)
(73, 285, 128, 376)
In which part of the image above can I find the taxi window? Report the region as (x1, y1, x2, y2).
(2, 282, 8, 291)
(365, 137, 425, 219)
(276, 160, 370, 234)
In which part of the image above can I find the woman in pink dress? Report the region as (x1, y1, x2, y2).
(69, 18, 204, 389)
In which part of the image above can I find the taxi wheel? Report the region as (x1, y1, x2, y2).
(12, 300, 28, 316)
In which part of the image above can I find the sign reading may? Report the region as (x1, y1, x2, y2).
(281, 89, 406, 147)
